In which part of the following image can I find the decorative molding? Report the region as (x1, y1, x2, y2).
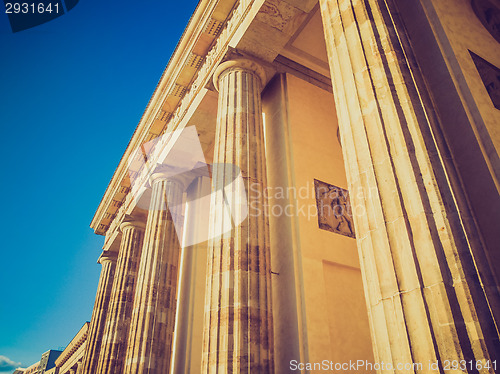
(170, 83, 187, 98)
(155, 109, 170, 122)
(204, 18, 223, 37)
(186, 53, 205, 69)
(55, 323, 89, 368)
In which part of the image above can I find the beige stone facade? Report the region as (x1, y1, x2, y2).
(55, 322, 88, 374)
(23, 361, 39, 374)
(82, 0, 500, 373)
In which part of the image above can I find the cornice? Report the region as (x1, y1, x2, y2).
(55, 322, 89, 368)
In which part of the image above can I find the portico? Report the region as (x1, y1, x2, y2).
(84, 0, 500, 373)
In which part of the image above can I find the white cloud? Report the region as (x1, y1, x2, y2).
(0, 355, 22, 372)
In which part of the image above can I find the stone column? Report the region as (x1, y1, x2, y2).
(123, 172, 184, 374)
(75, 361, 82, 374)
(81, 250, 117, 374)
(319, 0, 499, 371)
(96, 219, 146, 373)
(171, 176, 210, 374)
(202, 59, 273, 374)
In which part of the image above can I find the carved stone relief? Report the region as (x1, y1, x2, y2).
(314, 179, 355, 238)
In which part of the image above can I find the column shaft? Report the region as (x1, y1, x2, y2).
(75, 361, 82, 374)
(171, 176, 210, 374)
(319, 0, 499, 371)
(81, 251, 117, 374)
(202, 59, 273, 374)
(123, 177, 183, 374)
(96, 220, 145, 373)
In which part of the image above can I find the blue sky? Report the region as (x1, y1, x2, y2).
(0, 0, 199, 370)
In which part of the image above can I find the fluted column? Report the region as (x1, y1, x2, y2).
(97, 219, 146, 373)
(202, 59, 273, 373)
(75, 361, 82, 374)
(81, 250, 117, 374)
(123, 173, 184, 374)
(171, 176, 210, 374)
(319, 0, 499, 371)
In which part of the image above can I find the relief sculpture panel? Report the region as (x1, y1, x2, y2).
(314, 179, 355, 238)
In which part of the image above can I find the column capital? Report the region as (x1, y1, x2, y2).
(119, 219, 146, 232)
(213, 58, 266, 92)
(150, 165, 191, 190)
(98, 250, 118, 265)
